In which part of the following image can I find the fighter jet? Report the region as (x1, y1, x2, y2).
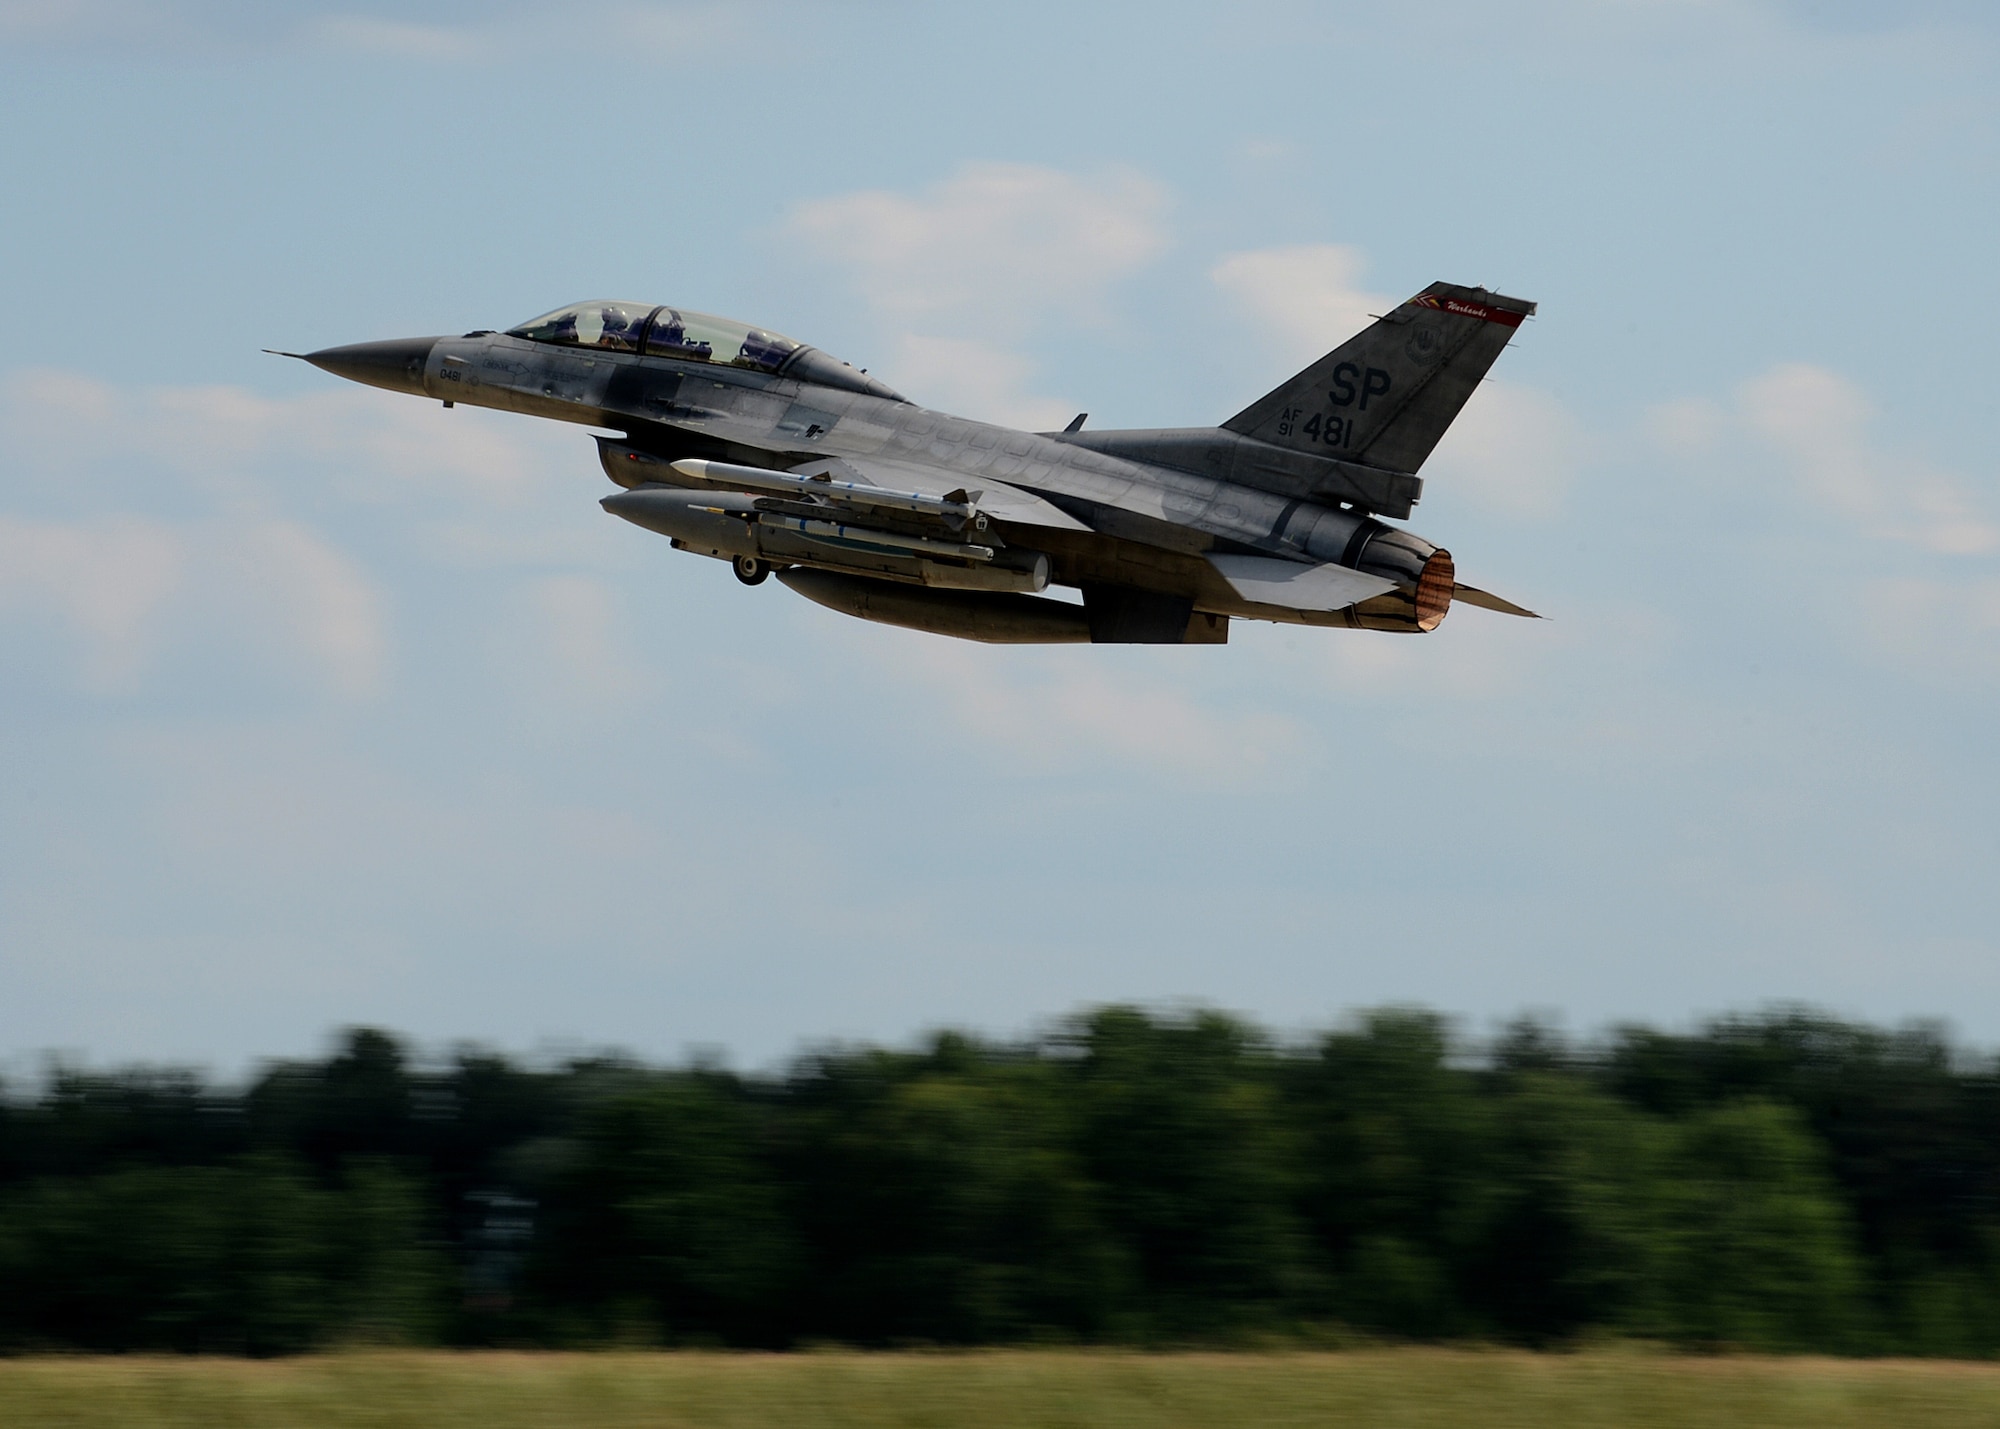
(285, 283, 1537, 644)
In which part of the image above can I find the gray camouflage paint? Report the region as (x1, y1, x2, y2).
(302, 282, 1536, 644)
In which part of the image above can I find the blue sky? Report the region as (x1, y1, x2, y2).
(2, 0, 1996, 1071)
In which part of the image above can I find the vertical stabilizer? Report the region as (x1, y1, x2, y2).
(1223, 283, 1535, 476)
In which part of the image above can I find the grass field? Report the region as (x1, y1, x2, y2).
(8, 1349, 2000, 1429)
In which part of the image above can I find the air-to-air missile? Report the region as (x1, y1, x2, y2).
(285, 286, 1538, 644)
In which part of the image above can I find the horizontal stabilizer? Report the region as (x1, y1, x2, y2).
(1207, 554, 1396, 612)
(1452, 583, 1540, 618)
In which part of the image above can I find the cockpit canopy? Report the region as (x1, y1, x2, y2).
(504, 300, 906, 402)
(508, 301, 803, 374)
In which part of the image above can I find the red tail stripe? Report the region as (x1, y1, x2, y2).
(1412, 294, 1526, 328)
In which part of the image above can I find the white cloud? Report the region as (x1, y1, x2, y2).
(1856, 576, 2000, 679)
(1653, 363, 1999, 556)
(0, 0, 159, 42)
(884, 335, 1078, 432)
(305, 4, 743, 62)
(517, 575, 654, 710)
(2, 369, 566, 510)
(223, 520, 389, 698)
(0, 0, 740, 57)
(1738, 362, 1998, 555)
(1209, 244, 1388, 370)
(0, 517, 185, 686)
(789, 161, 1169, 334)
(304, 14, 481, 60)
(0, 369, 613, 699)
(1643, 362, 2000, 681)
(1423, 380, 1589, 520)
(857, 631, 1304, 782)
(0, 513, 387, 697)
(788, 162, 1167, 422)
(1643, 395, 1729, 454)
(1739, 363, 1885, 514)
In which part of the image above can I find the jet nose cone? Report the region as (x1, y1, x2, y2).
(304, 337, 442, 396)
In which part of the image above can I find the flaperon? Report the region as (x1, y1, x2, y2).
(284, 283, 1538, 644)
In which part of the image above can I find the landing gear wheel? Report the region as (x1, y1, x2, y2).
(733, 555, 770, 586)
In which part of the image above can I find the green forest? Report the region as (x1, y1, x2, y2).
(4, 1005, 2000, 1357)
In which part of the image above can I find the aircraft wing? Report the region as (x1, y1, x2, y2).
(792, 455, 1094, 533)
(671, 457, 1093, 536)
(1206, 553, 1397, 612)
(949, 476, 1094, 532)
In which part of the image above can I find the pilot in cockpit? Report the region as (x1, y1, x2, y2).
(597, 305, 644, 352)
(648, 311, 714, 361)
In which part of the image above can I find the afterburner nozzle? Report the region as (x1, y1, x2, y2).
(1414, 549, 1454, 632)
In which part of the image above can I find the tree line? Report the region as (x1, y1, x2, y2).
(4, 1006, 2000, 1355)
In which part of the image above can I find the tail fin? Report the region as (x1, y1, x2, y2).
(1223, 282, 1535, 475)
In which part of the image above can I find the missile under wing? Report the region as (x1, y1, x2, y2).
(287, 285, 1539, 644)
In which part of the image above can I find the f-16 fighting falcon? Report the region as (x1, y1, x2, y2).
(283, 283, 1538, 644)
